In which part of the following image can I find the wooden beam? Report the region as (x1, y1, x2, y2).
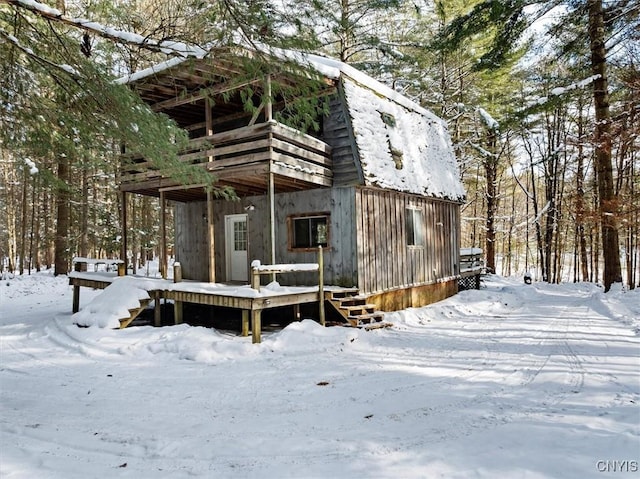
(242, 310, 249, 336)
(318, 246, 325, 326)
(207, 190, 216, 282)
(120, 191, 128, 271)
(150, 79, 261, 112)
(251, 309, 262, 344)
(159, 191, 167, 279)
(265, 74, 273, 122)
(205, 97, 214, 136)
(268, 168, 276, 282)
(154, 291, 162, 327)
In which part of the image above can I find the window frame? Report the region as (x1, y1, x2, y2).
(406, 206, 425, 247)
(287, 212, 330, 251)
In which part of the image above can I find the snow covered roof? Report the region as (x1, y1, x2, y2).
(118, 45, 465, 202)
(298, 52, 465, 201)
(340, 77, 464, 201)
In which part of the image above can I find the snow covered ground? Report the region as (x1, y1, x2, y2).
(1, 271, 638, 478)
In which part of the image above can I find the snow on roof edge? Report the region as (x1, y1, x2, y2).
(301, 53, 443, 125)
(115, 42, 444, 129)
(115, 55, 191, 84)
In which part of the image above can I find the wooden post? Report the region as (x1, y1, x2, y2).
(241, 310, 249, 336)
(251, 309, 262, 344)
(205, 97, 214, 137)
(173, 262, 183, 324)
(207, 190, 216, 283)
(121, 191, 128, 268)
(205, 97, 216, 283)
(265, 74, 272, 122)
(251, 266, 260, 291)
(159, 192, 167, 279)
(318, 246, 325, 326)
(72, 261, 81, 313)
(154, 291, 162, 327)
(173, 262, 182, 283)
(72, 285, 80, 313)
(266, 75, 275, 283)
(268, 169, 276, 283)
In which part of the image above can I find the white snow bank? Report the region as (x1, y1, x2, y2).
(1, 272, 639, 479)
(72, 276, 155, 328)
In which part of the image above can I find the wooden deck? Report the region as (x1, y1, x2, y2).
(68, 272, 360, 343)
(458, 248, 485, 290)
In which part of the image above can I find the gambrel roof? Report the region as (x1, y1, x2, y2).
(118, 46, 465, 202)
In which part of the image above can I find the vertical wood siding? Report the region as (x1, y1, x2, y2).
(205, 187, 357, 286)
(174, 201, 210, 281)
(355, 187, 461, 294)
(175, 187, 461, 293)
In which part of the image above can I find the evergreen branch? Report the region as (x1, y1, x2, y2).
(2, 0, 207, 58)
(0, 26, 81, 81)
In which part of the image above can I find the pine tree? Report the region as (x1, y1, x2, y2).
(437, 0, 637, 290)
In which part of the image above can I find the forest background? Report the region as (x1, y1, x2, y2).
(1, 0, 638, 291)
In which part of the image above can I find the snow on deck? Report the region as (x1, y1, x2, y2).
(69, 272, 328, 329)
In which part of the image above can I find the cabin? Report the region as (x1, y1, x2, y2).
(117, 46, 465, 313)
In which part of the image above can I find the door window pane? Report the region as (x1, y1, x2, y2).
(234, 220, 247, 251)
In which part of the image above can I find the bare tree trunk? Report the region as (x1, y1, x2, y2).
(54, 156, 70, 276)
(575, 98, 590, 282)
(33, 175, 41, 272)
(79, 164, 89, 258)
(2, 153, 18, 273)
(588, 0, 622, 291)
(43, 186, 53, 269)
(19, 166, 28, 274)
(484, 131, 498, 274)
(28, 174, 37, 274)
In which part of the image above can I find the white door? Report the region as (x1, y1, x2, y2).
(225, 214, 248, 282)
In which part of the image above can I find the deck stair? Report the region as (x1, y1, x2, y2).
(326, 289, 389, 329)
(119, 298, 152, 329)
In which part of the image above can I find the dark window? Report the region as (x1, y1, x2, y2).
(406, 208, 425, 246)
(291, 215, 329, 249)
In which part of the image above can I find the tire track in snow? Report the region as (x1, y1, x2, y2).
(372, 291, 592, 449)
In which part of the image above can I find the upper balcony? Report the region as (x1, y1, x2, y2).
(119, 120, 332, 202)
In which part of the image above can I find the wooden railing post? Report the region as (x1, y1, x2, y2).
(251, 264, 261, 291)
(318, 246, 325, 326)
(173, 262, 183, 324)
(72, 261, 81, 313)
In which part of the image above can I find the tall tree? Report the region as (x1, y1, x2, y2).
(587, 0, 622, 290)
(438, 0, 637, 290)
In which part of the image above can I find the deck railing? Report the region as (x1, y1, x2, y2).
(459, 248, 484, 290)
(119, 120, 332, 188)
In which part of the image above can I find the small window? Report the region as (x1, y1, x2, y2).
(290, 214, 329, 249)
(406, 207, 425, 246)
(380, 112, 396, 128)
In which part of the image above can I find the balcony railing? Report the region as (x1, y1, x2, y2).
(119, 121, 332, 195)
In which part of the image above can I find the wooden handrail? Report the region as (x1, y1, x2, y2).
(250, 246, 325, 326)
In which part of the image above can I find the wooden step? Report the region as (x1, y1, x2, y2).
(341, 303, 376, 314)
(362, 322, 393, 331)
(335, 296, 369, 307)
(327, 288, 359, 300)
(346, 311, 386, 327)
(119, 298, 151, 329)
